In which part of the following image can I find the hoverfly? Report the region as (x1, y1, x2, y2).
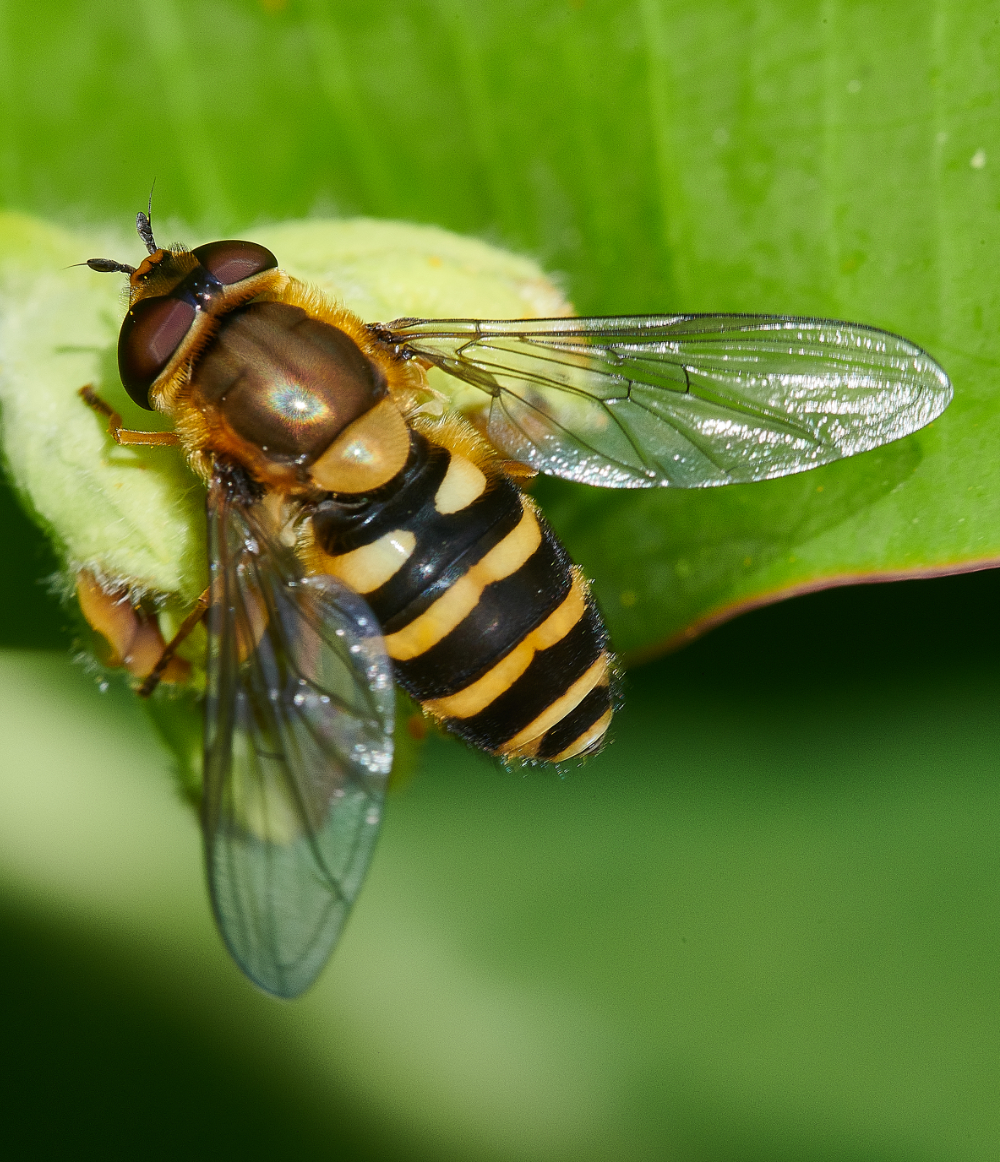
(78, 208, 952, 997)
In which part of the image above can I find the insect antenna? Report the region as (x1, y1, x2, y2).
(136, 181, 158, 254)
(80, 258, 137, 275)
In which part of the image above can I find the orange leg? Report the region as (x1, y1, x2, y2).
(138, 589, 211, 699)
(79, 385, 180, 447)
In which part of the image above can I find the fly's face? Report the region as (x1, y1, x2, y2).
(116, 237, 284, 410)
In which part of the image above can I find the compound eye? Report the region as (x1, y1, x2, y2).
(192, 239, 278, 285)
(118, 296, 196, 408)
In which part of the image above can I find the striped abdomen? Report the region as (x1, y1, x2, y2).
(311, 430, 614, 762)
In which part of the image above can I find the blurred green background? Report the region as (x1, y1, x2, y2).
(1, 1, 1000, 1159)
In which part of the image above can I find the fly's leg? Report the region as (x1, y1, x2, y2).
(79, 384, 180, 447)
(79, 386, 199, 695)
(78, 387, 194, 690)
(138, 589, 210, 699)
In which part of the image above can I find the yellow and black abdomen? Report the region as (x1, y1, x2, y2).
(311, 430, 614, 762)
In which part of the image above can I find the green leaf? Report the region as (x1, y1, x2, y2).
(1, 2, 1000, 1159)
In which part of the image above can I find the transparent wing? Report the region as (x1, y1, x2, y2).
(379, 314, 953, 488)
(203, 468, 394, 998)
